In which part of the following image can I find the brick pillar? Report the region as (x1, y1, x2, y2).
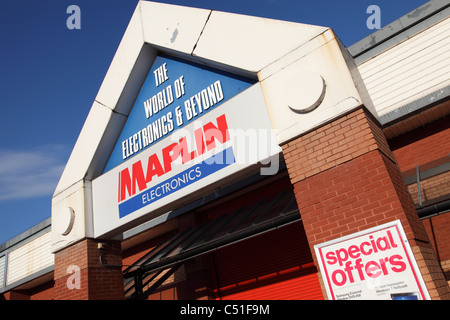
(282, 107, 450, 300)
(54, 238, 124, 300)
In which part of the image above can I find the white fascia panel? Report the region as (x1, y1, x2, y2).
(95, 4, 146, 113)
(260, 30, 370, 144)
(7, 232, 53, 285)
(193, 10, 328, 73)
(51, 180, 92, 253)
(140, 1, 211, 55)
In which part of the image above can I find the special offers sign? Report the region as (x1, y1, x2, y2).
(314, 220, 430, 300)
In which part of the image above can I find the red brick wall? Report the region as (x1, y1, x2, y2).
(1, 280, 55, 300)
(388, 112, 450, 286)
(422, 214, 450, 262)
(29, 281, 55, 300)
(282, 107, 450, 299)
(388, 114, 450, 206)
(389, 116, 450, 173)
(2, 290, 29, 300)
(407, 171, 450, 205)
(283, 108, 395, 185)
(122, 233, 174, 272)
(422, 212, 450, 285)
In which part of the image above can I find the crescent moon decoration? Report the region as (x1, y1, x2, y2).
(288, 72, 326, 114)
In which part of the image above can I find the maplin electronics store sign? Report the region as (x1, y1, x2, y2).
(315, 220, 431, 300)
(92, 55, 280, 238)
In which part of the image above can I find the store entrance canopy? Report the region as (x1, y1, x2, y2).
(123, 187, 301, 300)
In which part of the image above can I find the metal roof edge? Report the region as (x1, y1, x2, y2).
(379, 86, 450, 127)
(0, 218, 51, 253)
(348, 0, 450, 62)
(0, 265, 54, 294)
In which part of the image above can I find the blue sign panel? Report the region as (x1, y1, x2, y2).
(104, 55, 255, 172)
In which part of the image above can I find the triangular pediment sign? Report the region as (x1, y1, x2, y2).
(52, 1, 370, 249)
(103, 54, 256, 172)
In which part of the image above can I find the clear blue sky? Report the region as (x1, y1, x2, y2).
(0, 0, 429, 245)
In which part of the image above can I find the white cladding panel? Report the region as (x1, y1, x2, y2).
(358, 16, 450, 117)
(0, 255, 5, 288)
(6, 232, 53, 285)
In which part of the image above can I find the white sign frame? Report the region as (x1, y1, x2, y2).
(314, 220, 431, 300)
(92, 83, 280, 238)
